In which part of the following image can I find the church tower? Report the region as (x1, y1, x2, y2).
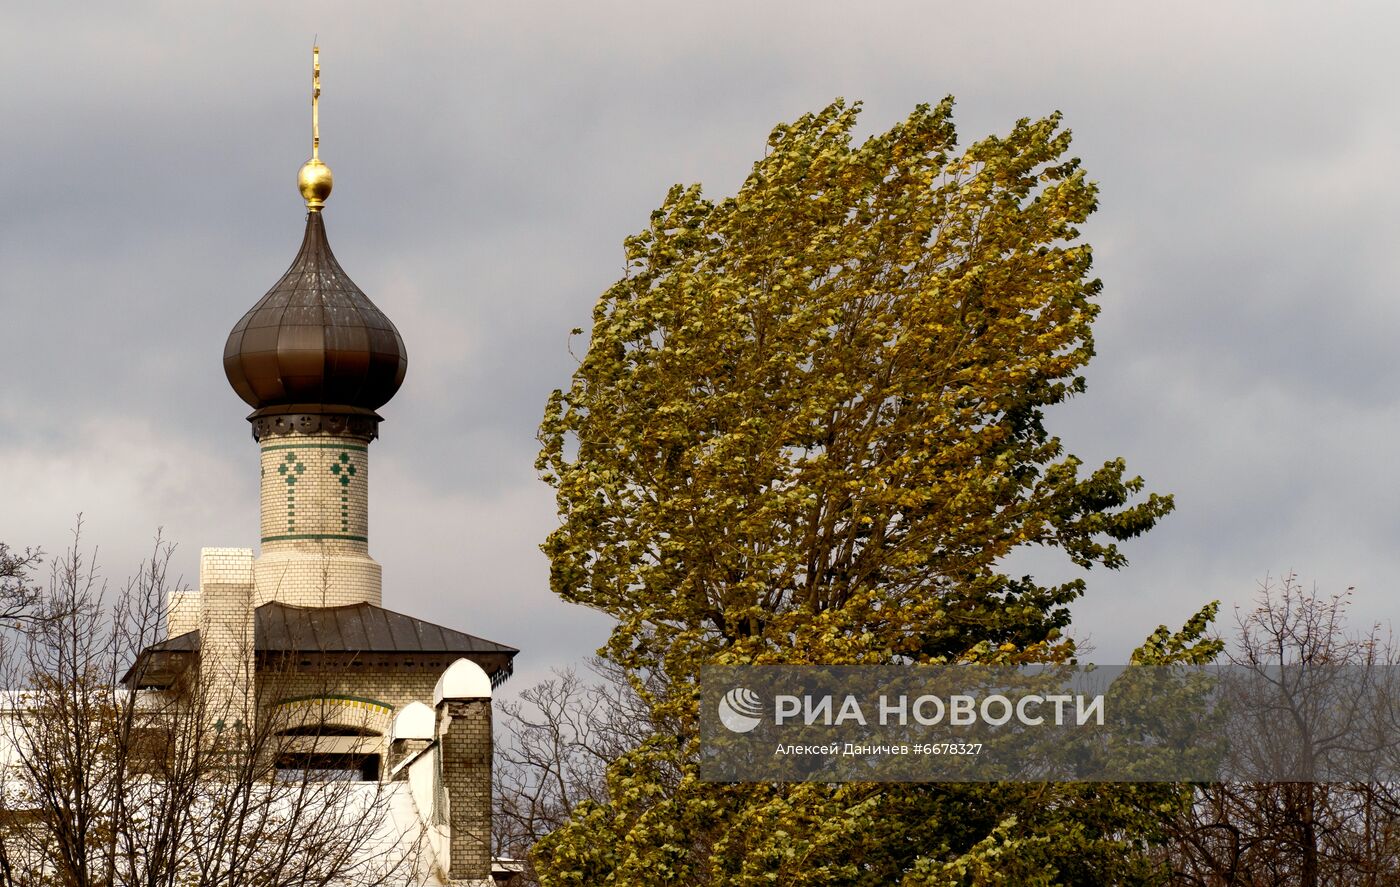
(223, 46, 405, 609)
(126, 47, 518, 885)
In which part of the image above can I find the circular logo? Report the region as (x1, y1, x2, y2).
(718, 687, 764, 734)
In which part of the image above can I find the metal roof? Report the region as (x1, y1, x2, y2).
(256, 602, 517, 656)
(224, 212, 408, 417)
(127, 602, 517, 687)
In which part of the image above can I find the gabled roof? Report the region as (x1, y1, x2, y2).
(125, 601, 517, 688)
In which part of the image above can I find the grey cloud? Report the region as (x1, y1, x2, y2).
(3, 0, 1397, 690)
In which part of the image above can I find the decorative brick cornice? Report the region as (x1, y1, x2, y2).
(249, 411, 379, 442)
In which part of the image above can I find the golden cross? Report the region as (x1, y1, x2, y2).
(311, 45, 321, 161)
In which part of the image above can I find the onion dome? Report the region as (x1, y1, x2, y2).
(222, 46, 407, 441)
(222, 212, 408, 439)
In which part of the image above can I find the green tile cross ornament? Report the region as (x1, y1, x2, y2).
(277, 453, 306, 532)
(330, 451, 358, 533)
(277, 452, 307, 485)
(329, 451, 358, 486)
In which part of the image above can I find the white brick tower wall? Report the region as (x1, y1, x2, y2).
(168, 590, 200, 637)
(253, 431, 382, 607)
(199, 548, 255, 734)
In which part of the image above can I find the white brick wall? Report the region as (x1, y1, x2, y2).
(200, 548, 255, 731)
(252, 432, 383, 608)
(258, 435, 370, 548)
(168, 591, 200, 638)
(252, 549, 383, 608)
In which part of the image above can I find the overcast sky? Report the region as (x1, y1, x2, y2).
(3, 2, 1397, 693)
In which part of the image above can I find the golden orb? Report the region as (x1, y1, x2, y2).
(298, 158, 334, 210)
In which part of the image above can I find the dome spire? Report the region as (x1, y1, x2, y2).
(223, 43, 408, 441)
(312, 42, 321, 160)
(298, 44, 333, 211)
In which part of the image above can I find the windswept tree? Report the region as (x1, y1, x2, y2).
(534, 99, 1212, 883)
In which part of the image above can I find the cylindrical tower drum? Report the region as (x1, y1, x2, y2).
(253, 429, 381, 607)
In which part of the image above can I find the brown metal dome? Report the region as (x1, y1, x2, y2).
(223, 212, 408, 436)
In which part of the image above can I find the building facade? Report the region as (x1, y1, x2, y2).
(125, 50, 519, 886)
